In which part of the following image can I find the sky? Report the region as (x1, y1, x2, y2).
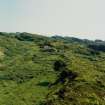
(0, 0, 105, 40)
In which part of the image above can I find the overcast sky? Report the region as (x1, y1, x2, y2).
(0, 0, 105, 40)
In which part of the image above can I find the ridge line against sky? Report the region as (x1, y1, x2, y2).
(0, 0, 105, 40)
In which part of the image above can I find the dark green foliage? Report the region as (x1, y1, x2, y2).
(37, 81, 50, 87)
(50, 60, 78, 89)
(53, 60, 67, 71)
(15, 33, 35, 41)
(88, 44, 105, 52)
(57, 70, 78, 82)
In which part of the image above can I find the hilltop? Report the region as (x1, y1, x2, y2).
(0, 32, 105, 105)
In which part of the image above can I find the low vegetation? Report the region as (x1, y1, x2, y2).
(0, 32, 105, 105)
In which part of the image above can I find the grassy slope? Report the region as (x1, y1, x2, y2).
(0, 33, 105, 105)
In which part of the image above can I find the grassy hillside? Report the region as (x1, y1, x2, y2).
(0, 32, 105, 105)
